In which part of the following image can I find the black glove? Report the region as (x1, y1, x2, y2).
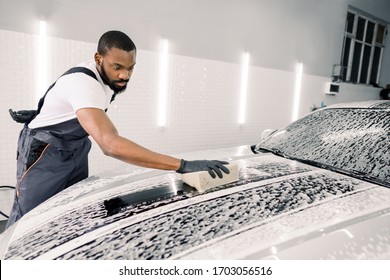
(177, 159, 230, 178)
(9, 109, 37, 124)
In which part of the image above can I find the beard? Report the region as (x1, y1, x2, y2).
(99, 62, 129, 94)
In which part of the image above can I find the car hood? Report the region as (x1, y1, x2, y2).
(1, 146, 389, 260)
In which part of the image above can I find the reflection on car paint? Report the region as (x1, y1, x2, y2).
(257, 208, 390, 260)
(319, 213, 390, 259)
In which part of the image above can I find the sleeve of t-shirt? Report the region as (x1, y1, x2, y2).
(59, 73, 108, 112)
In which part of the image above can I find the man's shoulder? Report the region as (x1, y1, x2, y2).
(57, 61, 100, 86)
(76, 59, 97, 72)
(72, 60, 99, 80)
(66, 67, 98, 82)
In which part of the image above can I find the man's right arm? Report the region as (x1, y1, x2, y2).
(76, 107, 182, 171)
(76, 107, 230, 177)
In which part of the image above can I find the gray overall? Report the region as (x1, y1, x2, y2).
(6, 67, 100, 228)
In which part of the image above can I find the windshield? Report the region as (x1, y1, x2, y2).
(255, 108, 390, 185)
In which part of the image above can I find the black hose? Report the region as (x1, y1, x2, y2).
(0, 210, 9, 219)
(0, 186, 15, 190)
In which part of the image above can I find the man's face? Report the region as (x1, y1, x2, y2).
(95, 48, 136, 93)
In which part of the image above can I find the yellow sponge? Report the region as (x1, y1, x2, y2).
(181, 163, 239, 192)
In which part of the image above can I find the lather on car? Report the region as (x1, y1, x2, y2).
(0, 100, 389, 260)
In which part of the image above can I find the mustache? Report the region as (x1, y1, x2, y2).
(113, 79, 129, 83)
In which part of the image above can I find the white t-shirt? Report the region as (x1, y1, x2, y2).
(29, 59, 114, 129)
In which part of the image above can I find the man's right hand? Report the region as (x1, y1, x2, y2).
(9, 109, 37, 124)
(176, 159, 230, 178)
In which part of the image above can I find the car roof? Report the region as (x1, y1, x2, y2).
(325, 100, 390, 109)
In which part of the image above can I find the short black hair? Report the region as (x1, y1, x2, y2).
(97, 30, 136, 55)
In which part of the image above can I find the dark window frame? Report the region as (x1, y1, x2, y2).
(340, 7, 387, 85)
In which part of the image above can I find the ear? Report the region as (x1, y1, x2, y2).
(94, 52, 102, 65)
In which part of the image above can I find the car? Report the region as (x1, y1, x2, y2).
(0, 100, 389, 260)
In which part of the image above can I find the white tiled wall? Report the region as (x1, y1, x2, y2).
(47, 37, 97, 84)
(0, 30, 382, 219)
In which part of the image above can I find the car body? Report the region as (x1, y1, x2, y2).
(0, 100, 389, 260)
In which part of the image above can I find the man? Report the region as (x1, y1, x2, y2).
(6, 30, 229, 228)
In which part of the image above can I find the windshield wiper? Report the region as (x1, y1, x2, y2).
(254, 147, 288, 158)
(294, 157, 389, 188)
(348, 170, 390, 188)
(301, 159, 389, 188)
(255, 146, 390, 188)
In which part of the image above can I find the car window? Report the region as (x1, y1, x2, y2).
(255, 108, 390, 184)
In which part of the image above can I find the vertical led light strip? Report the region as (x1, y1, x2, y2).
(37, 20, 48, 103)
(238, 52, 250, 125)
(292, 62, 303, 122)
(158, 39, 169, 127)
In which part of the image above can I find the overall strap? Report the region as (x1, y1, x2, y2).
(36, 67, 98, 115)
